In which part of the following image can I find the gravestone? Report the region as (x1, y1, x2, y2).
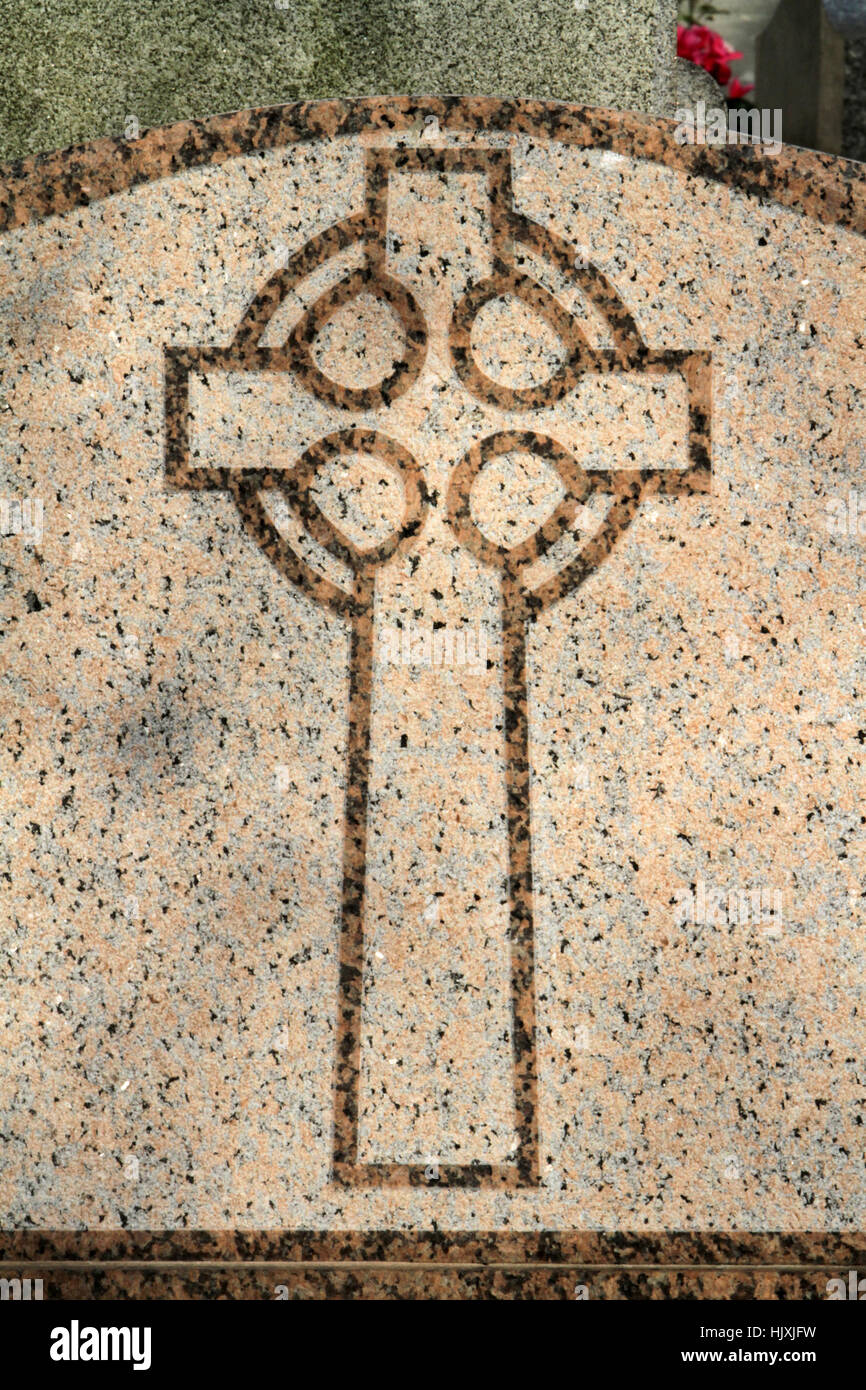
(1, 98, 865, 1297)
(755, 0, 866, 159)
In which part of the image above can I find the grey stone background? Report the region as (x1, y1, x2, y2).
(847, 37, 866, 154)
(0, 3, 863, 172)
(0, 0, 681, 162)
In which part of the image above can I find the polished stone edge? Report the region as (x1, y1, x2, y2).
(1, 1230, 864, 1263)
(0, 1260, 862, 1300)
(0, 96, 864, 237)
(3, 1231, 861, 1298)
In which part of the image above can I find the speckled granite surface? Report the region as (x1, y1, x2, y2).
(0, 98, 864, 1297)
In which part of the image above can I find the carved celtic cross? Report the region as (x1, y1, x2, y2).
(165, 142, 711, 1187)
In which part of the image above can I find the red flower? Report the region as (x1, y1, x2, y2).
(728, 78, 755, 101)
(677, 23, 751, 101)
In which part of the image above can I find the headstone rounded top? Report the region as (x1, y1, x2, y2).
(1, 97, 865, 238)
